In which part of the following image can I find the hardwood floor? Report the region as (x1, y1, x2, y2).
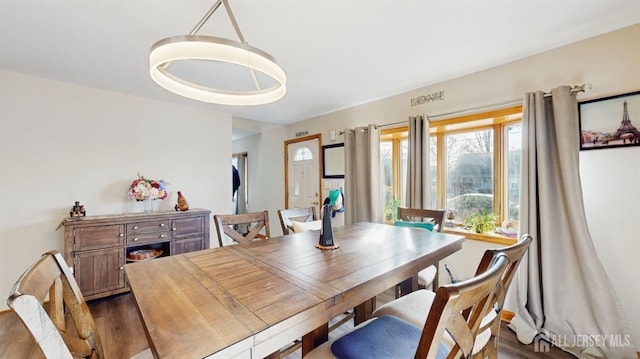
(0, 289, 576, 358)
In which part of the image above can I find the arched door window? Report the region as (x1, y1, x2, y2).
(294, 146, 313, 161)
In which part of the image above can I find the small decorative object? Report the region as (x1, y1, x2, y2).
(315, 204, 340, 250)
(174, 191, 189, 211)
(70, 201, 86, 218)
(128, 173, 168, 214)
(445, 209, 456, 227)
(463, 209, 498, 234)
(496, 219, 519, 238)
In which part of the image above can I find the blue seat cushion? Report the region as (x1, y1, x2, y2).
(394, 220, 434, 232)
(330, 315, 449, 359)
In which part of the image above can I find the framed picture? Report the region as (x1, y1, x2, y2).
(322, 143, 345, 178)
(579, 91, 640, 150)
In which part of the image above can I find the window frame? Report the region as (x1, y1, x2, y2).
(380, 106, 522, 244)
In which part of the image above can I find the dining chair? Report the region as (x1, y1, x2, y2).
(373, 234, 533, 359)
(277, 206, 318, 235)
(394, 207, 447, 296)
(304, 253, 509, 359)
(6, 250, 152, 359)
(214, 211, 270, 247)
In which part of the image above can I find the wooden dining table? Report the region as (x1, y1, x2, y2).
(124, 222, 465, 359)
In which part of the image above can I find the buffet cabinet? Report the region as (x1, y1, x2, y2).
(62, 209, 210, 300)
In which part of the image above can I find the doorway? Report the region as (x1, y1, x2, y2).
(284, 134, 322, 216)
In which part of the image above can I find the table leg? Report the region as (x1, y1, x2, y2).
(353, 297, 376, 326)
(396, 273, 419, 298)
(301, 323, 328, 357)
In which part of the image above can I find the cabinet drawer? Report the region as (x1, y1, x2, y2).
(75, 225, 124, 251)
(172, 236, 205, 255)
(127, 231, 169, 245)
(172, 217, 205, 238)
(127, 220, 169, 234)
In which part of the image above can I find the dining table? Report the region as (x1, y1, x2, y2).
(124, 222, 465, 359)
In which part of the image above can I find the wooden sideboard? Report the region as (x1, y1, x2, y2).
(62, 209, 210, 301)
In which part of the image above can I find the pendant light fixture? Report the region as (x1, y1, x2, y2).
(149, 0, 286, 106)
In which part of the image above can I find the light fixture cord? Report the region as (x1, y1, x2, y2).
(189, 0, 261, 90)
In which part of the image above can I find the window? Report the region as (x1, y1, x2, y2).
(293, 146, 313, 161)
(380, 106, 522, 235)
(380, 128, 408, 222)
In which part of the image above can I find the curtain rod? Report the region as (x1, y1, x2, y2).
(337, 83, 591, 133)
(427, 83, 591, 121)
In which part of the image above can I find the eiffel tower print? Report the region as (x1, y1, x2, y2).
(580, 92, 640, 150)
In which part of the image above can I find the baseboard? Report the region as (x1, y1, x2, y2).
(501, 309, 515, 323)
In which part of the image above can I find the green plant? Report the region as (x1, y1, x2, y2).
(463, 209, 498, 234)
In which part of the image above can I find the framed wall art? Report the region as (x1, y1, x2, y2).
(322, 143, 345, 178)
(579, 90, 640, 150)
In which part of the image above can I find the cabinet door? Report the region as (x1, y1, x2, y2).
(172, 217, 205, 239)
(74, 248, 124, 297)
(172, 236, 204, 255)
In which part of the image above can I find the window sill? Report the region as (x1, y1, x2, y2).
(443, 226, 517, 245)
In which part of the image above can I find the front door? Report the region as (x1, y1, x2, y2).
(285, 135, 321, 215)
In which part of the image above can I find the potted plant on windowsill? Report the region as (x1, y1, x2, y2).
(463, 210, 498, 234)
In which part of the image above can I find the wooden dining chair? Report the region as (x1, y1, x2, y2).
(373, 234, 533, 359)
(214, 211, 270, 247)
(277, 207, 318, 235)
(394, 207, 447, 296)
(6, 250, 152, 359)
(304, 254, 509, 359)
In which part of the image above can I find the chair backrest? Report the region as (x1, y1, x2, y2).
(415, 254, 509, 359)
(277, 207, 317, 235)
(214, 211, 271, 247)
(7, 250, 104, 359)
(396, 207, 447, 233)
(468, 233, 533, 358)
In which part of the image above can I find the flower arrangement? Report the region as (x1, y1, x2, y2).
(128, 174, 168, 201)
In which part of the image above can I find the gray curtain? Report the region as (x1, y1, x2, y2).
(504, 86, 636, 358)
(406, 115, 431, 209)
(344, 124, 381, 224)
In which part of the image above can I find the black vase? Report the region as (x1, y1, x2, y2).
(319, 204, 334, 247)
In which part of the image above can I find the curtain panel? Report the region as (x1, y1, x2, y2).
(406, 115, 431, 209)
(504, 86, 636, 358)
(344, 124, 381, 224)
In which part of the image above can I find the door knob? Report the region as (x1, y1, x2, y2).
(312, 201, 319, 205)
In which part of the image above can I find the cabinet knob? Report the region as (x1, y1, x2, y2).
(119, 266, 124, 270)
(120, 233, 124, 237)
(160, 234, 166, 238)
(172, 228, 177, 231)
(134, 238, 139, 241)
(160, 223, 165, 227)
(133, 226, 139, 230)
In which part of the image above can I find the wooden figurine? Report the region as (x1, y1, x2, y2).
(70, 201, 86, 218)
(174, 191, 189, 211)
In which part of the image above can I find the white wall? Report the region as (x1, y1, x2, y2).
(0, 71, 232, 310)
(581, 147, 640, 347)
(232, 126, 287, 236)
(239, 24, 640, 345)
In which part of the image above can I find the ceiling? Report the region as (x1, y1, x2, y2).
(2, 0, 639, 137)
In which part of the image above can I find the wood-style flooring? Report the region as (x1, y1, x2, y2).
(0, 288, 576, 358)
